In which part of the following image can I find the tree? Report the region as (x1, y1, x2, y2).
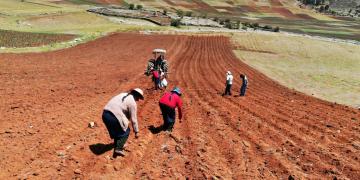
(176, 9, 184, 17)
(185, 11, 192, 17)
(236, 20, 241, 29)
(136, 5, 143, 10)
(225, 22, 232, 29)
(163, 9, 167, 15)
(129, 4, 135, 10)
(219, 19, 225, 25)
(324, 5, 329, 11)
(263, 25, 272, 30)
(170, 19, 181, 27)
(273, 26, 280, 32)
(252, 22, 259, 28)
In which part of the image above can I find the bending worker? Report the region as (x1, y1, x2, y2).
(159, 87, 183, 132)
(102, 88, 144, 156)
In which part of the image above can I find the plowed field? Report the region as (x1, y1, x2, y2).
(0, 33, 359, 179)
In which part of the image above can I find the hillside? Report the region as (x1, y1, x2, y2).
(329, 0, 360, 9)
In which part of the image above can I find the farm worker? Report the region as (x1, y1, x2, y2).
(159, 87, 183, 132)
(223, 71, 233, 96)
(102, 88, 144, 156)
(154, 54, 168, 77)
(240, 74, 248, 96)
(152, 69, 160, 90)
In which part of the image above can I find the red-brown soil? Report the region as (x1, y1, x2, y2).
(0, 33, 359, 179)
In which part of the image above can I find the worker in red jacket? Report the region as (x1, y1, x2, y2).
(159, 87, 183, 132)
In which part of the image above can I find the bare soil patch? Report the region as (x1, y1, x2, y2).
(0, 33, 359, 179)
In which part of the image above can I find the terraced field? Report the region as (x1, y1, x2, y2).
(1, 33, 359, 179)
(0, 29, 75, 48)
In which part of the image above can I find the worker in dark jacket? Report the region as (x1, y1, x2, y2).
(240, 74, 248, 96)
(159, 87, 183, 132)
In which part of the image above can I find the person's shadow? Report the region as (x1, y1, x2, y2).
(89, 143, 114, 155)
(148, 125, 164, 134)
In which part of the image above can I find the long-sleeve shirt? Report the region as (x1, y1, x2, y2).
(226, 74, 233, 85)
(159, 92, 183, 119)
(104, 93, 139, 133)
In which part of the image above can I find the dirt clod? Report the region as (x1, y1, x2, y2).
(74, 169, 82, 175)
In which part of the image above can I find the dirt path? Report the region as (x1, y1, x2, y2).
(0, 33, 359, 179)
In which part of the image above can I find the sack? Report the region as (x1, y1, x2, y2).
(161, 78, 168, 87)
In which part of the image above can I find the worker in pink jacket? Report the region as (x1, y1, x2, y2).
(159, 87, 183, 132)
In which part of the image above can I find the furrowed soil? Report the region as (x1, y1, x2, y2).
(0, 33, 359, 179)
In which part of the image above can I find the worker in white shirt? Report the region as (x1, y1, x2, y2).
(223, 71, 233, 96)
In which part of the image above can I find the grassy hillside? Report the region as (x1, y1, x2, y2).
(232, 32, 360, 107)
(0, 0, 168, 52)
(112, 0, 360, 41)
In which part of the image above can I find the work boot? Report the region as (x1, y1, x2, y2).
(114, 136, 129, 156)
(114, 149, 125, 156)
(166, 121, 175, 132)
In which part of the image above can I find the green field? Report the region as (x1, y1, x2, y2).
(0, 0, 170, 52)
(232, 32, 360, 107)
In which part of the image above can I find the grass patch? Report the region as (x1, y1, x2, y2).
(232, 32, 360, 107)
(0, 29, 75, 48)
(301, 28, 353, 35)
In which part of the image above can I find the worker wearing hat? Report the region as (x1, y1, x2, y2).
(223, 71, 233, 96)
(159, 87, 183, 132)
(102, 88, 144, 156)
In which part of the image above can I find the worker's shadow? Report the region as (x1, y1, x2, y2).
(89, 143, 114, 155)
(148, 125, 164, 134)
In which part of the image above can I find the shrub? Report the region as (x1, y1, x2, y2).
(236, 20, 241, 29)
(225, 22, 232, 29)
(263, 25, 272, 30)
(171, 19, 181, 27)
(325, 5, 330, 11)
(185, 11, 192, 17)
(163, 9, 167, 15)
(225, 18, 231, 23)
(202, 13, 207, 18)
(273, 26, 280, 32)
(219, 19, 225, 25)
(136, 5, 143, 10)
(213, 17, 219, 22)
(176, 9, 184, 17)
(243, 22, 250, 27)
(129, 4, 135, 10)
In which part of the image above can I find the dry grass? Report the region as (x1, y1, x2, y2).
(232, 32, 360, 107)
